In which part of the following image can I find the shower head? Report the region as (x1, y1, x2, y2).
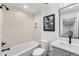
(0, 4, 10, 11)
(0, 5, 2, 9)
(5, 7, 9, 10)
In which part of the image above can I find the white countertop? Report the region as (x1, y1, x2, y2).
(50, 40, 79, 55)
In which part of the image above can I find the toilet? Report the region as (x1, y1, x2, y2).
(33, 40, 48, 56)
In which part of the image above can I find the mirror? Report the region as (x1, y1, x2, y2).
(59, 3, 79, 38)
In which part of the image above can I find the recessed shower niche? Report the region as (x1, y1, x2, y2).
(59, 4, 79, 38)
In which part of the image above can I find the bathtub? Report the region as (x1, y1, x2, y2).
(2, 41, 40, 56)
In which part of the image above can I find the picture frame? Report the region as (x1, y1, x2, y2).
(43, 14, 55, 31)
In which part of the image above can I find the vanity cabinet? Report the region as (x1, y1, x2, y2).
(70, 53, 79, 56)
(49, 45, 78, 56)
(54, 47, 69, 56)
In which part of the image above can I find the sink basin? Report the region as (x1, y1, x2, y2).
(59, 42, 70, 48)
(51, 40, 79, 55)
(59, 42, 79, 50)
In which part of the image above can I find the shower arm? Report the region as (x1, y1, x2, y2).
(2, 4, 7, 8)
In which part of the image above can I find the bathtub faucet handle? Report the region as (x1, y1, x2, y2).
(1, 41, 6, 47)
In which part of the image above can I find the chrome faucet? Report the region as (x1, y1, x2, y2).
(67, 31, 73, 44)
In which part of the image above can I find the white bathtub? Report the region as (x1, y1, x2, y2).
(2, 41, 40, 56)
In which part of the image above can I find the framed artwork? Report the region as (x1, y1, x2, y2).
(43, 14, 55, 31)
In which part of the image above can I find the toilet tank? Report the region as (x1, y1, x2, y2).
(40, 40, 48, 49)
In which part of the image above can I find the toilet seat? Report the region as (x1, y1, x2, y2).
(33, 48, 45, 56)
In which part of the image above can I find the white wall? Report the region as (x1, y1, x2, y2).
(41, 3, 61, 42)
(32, 12, 42, 42)
(0, 9, 2, 44)
(0, 8, 2, 55)
(2, 4, 34, 47)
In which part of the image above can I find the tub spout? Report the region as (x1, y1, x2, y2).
(2, 48, 10, 52)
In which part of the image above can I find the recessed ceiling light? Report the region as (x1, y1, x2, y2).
(24, 5, 28, 8)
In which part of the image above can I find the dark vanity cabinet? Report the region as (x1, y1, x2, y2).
(49, 45, 78, 56)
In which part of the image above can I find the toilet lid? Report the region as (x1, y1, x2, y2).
(33, 48, 45, 56)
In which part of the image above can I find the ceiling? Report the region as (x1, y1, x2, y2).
(6, 3, 48, 14)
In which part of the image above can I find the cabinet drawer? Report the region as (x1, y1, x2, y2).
(54, 47, 69, 56)
(70, 53, 79, 56)
(49, 52, 54, 56)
